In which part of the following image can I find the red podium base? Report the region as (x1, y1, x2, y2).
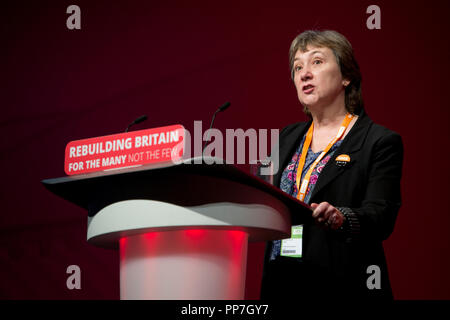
(120, 229, 248, 299)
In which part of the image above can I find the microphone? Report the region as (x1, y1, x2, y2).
(218, 101, 231, 112)
(125, 115, 148, 132)
(203, 102, 231, 154)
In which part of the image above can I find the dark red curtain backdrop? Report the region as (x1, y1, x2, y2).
(1, 0, 449, 299)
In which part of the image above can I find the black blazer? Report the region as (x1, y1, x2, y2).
(261, 108, 404, 300)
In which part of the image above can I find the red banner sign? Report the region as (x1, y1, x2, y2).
(64, 124, 185, 175)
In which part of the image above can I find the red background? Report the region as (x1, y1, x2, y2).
(1, 0, 450, 299)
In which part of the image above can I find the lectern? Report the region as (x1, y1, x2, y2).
(42, 157, 312, 299)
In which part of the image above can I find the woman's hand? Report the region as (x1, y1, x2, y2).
(310, 202, 345, 230)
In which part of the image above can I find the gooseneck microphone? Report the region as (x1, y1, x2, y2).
(203, 102, 231, 154)
(125, 115, 148, 132)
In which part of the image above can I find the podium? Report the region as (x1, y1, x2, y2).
(42, 157, 312, 299)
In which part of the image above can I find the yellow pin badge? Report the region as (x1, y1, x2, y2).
(335, 154, 350, 167)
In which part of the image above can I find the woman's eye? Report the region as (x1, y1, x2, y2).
(294, 66, 302, 72)
(313, 59, 322, 65)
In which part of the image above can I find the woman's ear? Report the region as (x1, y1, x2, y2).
(343, 80, 350, 87)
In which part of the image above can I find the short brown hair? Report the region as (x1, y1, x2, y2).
(289, 30, 363, 115)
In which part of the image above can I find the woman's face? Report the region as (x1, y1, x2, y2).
(293, 45, 347, 110)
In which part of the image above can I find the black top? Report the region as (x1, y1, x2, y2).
(261, 108, 404, 300)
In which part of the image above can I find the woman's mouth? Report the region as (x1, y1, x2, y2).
(302, 84, 315, 94)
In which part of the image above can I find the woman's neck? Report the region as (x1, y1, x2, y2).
(310, 105, 348, 131)
(308, 103, 358, 153)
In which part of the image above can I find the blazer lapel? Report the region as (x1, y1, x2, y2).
(309, 109, 373, 201)
(273, 121, 311, 188)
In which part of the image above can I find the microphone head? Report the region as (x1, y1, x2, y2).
(134, 115, 148, 124)
(218, 102, 231, 112)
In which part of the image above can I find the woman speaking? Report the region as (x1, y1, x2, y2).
(261, 30, 403, 300)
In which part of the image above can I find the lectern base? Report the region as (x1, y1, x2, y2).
(119, 229, 249, 300)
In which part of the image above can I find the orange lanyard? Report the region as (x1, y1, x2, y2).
(295, 113, 354, 201)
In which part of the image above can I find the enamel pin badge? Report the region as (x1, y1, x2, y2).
(335, 154, 350, 167)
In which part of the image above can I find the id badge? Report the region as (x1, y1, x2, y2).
(280, 225, 303, 258)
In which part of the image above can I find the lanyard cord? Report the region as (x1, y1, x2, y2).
(295, 113, 354, 201)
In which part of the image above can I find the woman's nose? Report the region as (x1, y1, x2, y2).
(300, 68, 313, 82)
